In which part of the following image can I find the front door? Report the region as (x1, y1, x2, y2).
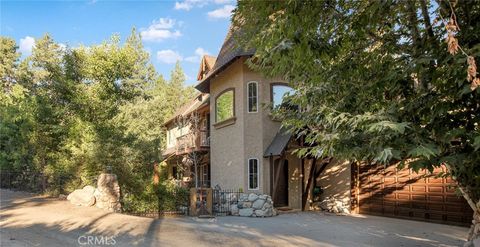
(274, 159, 289, 207)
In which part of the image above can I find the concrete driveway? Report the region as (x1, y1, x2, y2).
(0, 189, 468, 247)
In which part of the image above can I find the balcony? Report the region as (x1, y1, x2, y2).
(175, 130, 210, 154)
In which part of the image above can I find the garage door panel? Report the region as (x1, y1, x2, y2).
(356, 163, 472, 226)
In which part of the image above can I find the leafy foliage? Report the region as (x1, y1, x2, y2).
(234, 0, 480, 202)
(0, 30, 193, 210)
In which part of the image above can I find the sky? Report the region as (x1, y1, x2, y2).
(0, 0, 234, 85)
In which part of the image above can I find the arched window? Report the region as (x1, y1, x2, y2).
(247, 81, 258, 113)
(215, 89, 234, 122)
(271, 84, 294, 108)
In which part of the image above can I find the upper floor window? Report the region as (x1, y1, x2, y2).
(167, 128, 175, 147)
(216, 89, 234, 122)
(248, 158, 259, 190)
(271, 84, 294, 108)
(247, 81, 258, 113)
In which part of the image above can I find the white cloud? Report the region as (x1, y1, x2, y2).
(174, 0, 206, 11)
(157, 50, 183, 64)
(213, 0, 234, 4)
(19, 36, 35, 55)
(207, 5, 235, 19)
(185, 56, 199, 62)
(185, 47, 210, 63)
(140, 18, 182, 42)
(195, 47, 209, 56)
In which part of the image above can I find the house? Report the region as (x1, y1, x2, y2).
(162, 92, 211, 188)
(163, 25, 473, 226)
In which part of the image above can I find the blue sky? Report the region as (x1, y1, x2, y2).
(0, 0, 234, 85)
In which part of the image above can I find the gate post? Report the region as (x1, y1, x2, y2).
(206, 188, 213, 215)
(189, 188, 197, 216)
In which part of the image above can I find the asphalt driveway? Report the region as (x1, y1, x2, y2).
(0, 189, 468, 247)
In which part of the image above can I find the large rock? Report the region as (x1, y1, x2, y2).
(243, 201, 252, 208)
(252, 199, 265, 209)
(265, 208, 273, 217)
(239, 193, 249, 202)
(255, 209, 266, 217)
(248, 193, 258, 202)
(231, 204, 239, 216)
(239, 208, 254, 217)
(67, 186, 96, 207)
(94, 173, 121, 212)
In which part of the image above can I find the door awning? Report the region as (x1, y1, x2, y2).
(264, 127, 293, 157)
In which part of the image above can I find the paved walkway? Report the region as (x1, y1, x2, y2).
(0, 189, 468, 246)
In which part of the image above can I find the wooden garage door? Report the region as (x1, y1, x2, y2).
(353, 163, 473, 226)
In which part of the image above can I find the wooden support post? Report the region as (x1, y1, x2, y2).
(303, 158, 317, 211)
(189, 188, 197, 216)
(269, 156, 274, 196)
(301, 158, 305, 209)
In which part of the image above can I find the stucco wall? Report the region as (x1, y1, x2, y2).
(316, 160, 352, 208)
(209, 59, 245, 190)
(242, 59, 284, 194)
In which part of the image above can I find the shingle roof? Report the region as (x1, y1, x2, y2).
(195, 25, 255, 93)
(163, 93, 210, 126)
(264, 127, 293, 157)
(196, 55, 217, 81)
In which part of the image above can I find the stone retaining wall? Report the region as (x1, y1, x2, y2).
(225, 193, 278, 217)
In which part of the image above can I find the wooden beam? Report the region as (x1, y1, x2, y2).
(303, 158, 317, 211)
(301, 157, 305, 209)
(269, 156, 274, 196)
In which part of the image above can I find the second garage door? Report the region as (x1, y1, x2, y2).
(352, 163, 473, 226)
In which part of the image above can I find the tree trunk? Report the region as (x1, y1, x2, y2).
(444, 164, 480, 244)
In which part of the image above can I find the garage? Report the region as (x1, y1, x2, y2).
(351, 163, 473, 226)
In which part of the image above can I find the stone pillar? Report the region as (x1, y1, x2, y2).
(94, 173, 121, 212)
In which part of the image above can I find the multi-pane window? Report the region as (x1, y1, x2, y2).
(216, 90, 234, 122)
(248, 158, 259, 190)
(272, 84, 294, 108)
(247, 81, 258, 113)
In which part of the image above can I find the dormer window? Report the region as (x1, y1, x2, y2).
(247, 81, 258, 113)
(215, 89, 234, 123)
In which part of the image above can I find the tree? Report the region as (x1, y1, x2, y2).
(234, 0, 480, 241)
(0, 37, 20, 91)
(0, 29, 195, 210)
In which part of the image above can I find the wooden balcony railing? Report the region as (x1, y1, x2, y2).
(176, 130, 210, 153)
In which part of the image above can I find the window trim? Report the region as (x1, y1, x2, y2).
(215, 88, 235, 123)
(247, 81, 258, 113)
(247, 158, 260, 190)
(270, 82, 292, 107)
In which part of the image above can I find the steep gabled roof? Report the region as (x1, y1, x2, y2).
(163, 93, 210, 126)
(195, 25, 255, 93)
(197, 55, 217, 81)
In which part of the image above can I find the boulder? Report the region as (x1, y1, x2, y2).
(231, 204, 239, 216)
(239, 208, 254, 217)
(67, 187, 96, 207)
(94, 173, 121, 212)
(259, 194, 267, 200)
(248, 193, 258, 202)
(255, 209, 266, 217)
(272, 208, 278, 216)
(265, 208, 273, 217)
(239, 193, 249, 202)
(243, 201, 252, 208)
(252, 199, 265, 209)
(237, 201, 244, 209)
